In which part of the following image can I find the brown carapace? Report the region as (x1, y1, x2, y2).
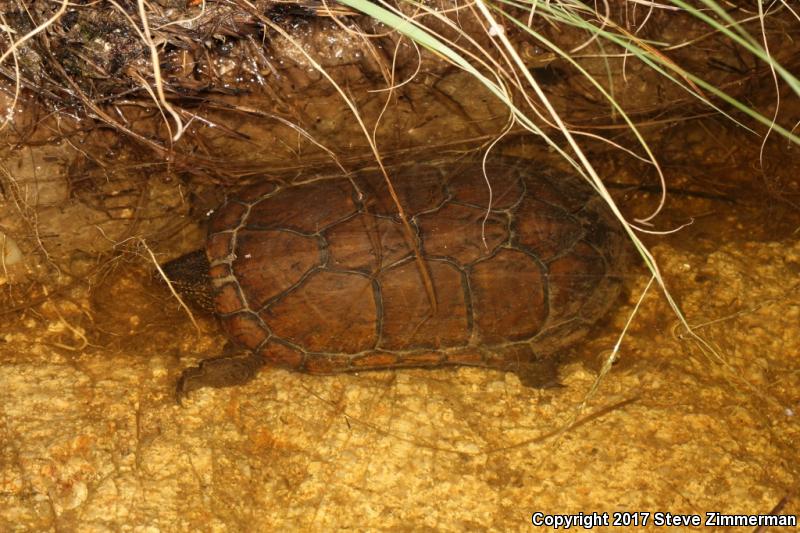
(164, 158, 630, 400)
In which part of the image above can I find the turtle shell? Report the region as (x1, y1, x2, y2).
(205, 158, 628, 380)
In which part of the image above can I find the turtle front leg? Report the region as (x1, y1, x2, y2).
(176, 351, 265, 404)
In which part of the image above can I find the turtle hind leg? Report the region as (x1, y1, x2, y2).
(486, 344, 563, 389)
(176, 351, 265, 404)
(512, 357, 563, 389)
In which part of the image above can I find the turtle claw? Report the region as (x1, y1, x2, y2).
(176, 351, 265, 405)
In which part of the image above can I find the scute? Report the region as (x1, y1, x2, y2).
(325, 213, 410, 272)
(417, 203, 508, 265)
(224, 312, 269, 350)
(547, 241, 610, 322)
(378, 260, 469, 350)
(262, 270, 377, 353)
(469, 248, 547, 344)
(513, 196, 584, 261)
(232, 229, 320, 308)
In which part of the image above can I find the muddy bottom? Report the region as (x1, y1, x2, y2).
(1, 188, 799, 531)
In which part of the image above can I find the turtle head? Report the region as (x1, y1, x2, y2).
(160, 249, 216, 314)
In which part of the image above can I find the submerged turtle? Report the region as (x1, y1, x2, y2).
(164, 157, 629, 400)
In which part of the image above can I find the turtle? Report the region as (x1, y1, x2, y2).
(163, 157, 630, 401)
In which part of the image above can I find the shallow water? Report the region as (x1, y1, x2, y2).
(1, 10, 799, 530)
